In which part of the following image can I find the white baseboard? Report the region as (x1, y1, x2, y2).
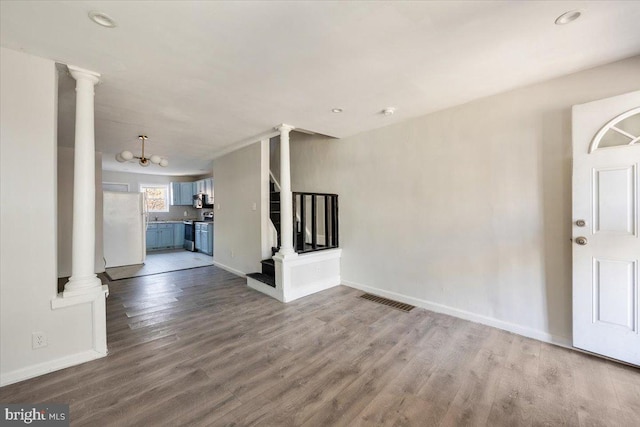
(286, 276, 341, 302)
(247, 276, 283, 301)
(213, 261, 246, 278)
(342, 280, 572, 348)
(0, 349, 106, 387)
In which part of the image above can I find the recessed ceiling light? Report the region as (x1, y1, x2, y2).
(88, 11, 117, 28)
(331, 108, 343, 113)
(382, 107, 396, 116)
(555, 10, 582, 25)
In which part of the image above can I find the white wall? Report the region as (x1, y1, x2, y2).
(1, 47, 93, 385)
(213, 142, 263, 275)
(101, 170, 208, 220)
(57, 147, 104, 277)
(289, 56, 640, 345)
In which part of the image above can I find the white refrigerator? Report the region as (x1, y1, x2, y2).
(103, 191, 146, 268)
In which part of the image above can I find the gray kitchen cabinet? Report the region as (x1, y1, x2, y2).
(171, 182, 195, 206)
(192, 178, 213, 200)
(146, 223, 158, 250)
(170, 182, 181, 206)
(146, 223, 180, 251)
(173, 223, 184, 248)
(195, 222, 203, 251)
(180, 182, 194, 205)
(195, 179, 205, 195)
(204, 222, 213, 255)
(203, 178, 214, 201)
(200, 224, 209, 255)
(195, 222, 213, 255)
(157, 224, 174, 248)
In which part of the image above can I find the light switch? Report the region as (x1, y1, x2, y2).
(252, 202, 257, 211)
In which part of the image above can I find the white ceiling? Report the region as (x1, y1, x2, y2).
(2, 1, 640, 176)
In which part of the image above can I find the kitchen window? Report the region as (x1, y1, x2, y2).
(140, 184, 169, 212)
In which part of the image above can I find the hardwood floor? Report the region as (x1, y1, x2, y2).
(2, 265, 639, 426)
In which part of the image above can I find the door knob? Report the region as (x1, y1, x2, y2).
(575, 236, 588, 246)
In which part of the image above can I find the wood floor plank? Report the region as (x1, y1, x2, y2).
(438, 349, 505, 427)
(353, 392, 437, 427)
(2, 265, 638, 427)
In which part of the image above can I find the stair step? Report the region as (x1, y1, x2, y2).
(260, 258, 275, 276)
(247, 272, 275, 288)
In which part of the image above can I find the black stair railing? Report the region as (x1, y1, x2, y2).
(292, 192, 339, 253)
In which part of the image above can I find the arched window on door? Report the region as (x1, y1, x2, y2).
(589, 107, 640, 153)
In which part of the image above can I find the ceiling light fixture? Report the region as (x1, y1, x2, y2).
(332, 108, 343, 113)
(88, 11, 117, 28)
(555, 10, 582, 25)
(116, 135, 168, 168)
(382, 107, 396, 116)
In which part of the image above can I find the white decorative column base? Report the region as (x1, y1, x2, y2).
(63, 276, 103, 298)
(273, 252, 298, 262)
(52, 285, 110, 355)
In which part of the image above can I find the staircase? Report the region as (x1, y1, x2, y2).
(247, 180, 340, 290)
(269, 181, 281, 249)
(246, 259, 276, 288)
(246, 180, 280, 288)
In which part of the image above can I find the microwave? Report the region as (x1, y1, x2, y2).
(193, 193, 213, 209)
(193, 194, 203, 209)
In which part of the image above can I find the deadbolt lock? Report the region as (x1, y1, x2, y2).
(575, 236, 588, 246)
(575, 219, 586, 227)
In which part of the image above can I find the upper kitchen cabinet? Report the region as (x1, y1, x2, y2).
(195, 179, 205, 195)
(170, 182, 196, 206)
(193, 178, 214, 200)
(203, 178, 214, 201)
(170, 182, 181, 206)
(179, 182, 194, 205)
(170, 178, 212, 206)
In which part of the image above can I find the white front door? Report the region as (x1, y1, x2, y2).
(572, 91, 640, 366)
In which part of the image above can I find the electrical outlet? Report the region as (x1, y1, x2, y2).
(231, 250, 235, 258)
(32, 331, 47, 349)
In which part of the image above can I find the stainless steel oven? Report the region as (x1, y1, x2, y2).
(183, 220, 196, 251)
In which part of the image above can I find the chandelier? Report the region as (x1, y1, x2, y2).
(116, 135, 168, 167)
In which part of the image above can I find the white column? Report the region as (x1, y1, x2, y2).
(64, 65, 102, 297)
(275, 124, 296, 257)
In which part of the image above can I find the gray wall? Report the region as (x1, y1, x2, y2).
(289, 55, 640, 344)
(213, 142, 263, 275)
(1, 47, 93, 383)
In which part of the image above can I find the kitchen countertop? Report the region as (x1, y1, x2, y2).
(147, 220, 194, 224)
(147, 220, 213, 224)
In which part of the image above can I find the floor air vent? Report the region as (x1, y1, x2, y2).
(360, 293, 415, 312)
